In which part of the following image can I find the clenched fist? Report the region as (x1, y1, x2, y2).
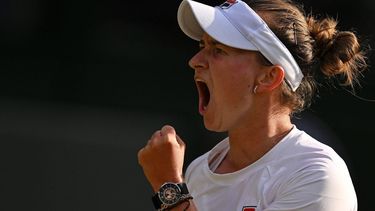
(138, 125, 186, 192)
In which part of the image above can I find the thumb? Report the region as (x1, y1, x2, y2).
(161, 125, 185, 148)
(161, 125, 176, 137)
(160, 125, 178, 144)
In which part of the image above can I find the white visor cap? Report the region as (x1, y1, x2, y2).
(177, 0, 304, 91)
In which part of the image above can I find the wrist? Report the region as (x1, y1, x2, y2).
(152, 177, 184, 193)
(152, 182, 192, 211)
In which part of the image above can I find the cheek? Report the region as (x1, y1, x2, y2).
(214, 72, 252, 103)
(211, 58, 257, 99)
(221, 67, 254, 93)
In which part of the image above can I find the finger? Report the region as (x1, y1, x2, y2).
(160, 125, 177, 142)
(151, 130, 162, 139)
(175, 134, 186, 148)
(149, 130, 162, 145)
(137, 147, 145, 165)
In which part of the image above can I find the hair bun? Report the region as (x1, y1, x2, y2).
(307, 16, 337, 58)
(307, 16, 366, 85)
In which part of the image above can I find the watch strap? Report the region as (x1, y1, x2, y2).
(152, 193, 162, 209)
(177, 183, 189, 194)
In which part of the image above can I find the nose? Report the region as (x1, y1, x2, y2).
(188, 49, 208, 71)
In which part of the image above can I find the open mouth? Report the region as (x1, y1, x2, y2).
(196, 80, 211, 113)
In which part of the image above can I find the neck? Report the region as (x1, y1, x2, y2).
(216, 111, 293, 173)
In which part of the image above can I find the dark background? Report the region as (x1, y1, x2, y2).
(0, 0, 374, 210)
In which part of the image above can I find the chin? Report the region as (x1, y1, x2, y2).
(203, 121, 227, 133)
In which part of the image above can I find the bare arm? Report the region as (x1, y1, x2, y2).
(137, 125, 198, 211)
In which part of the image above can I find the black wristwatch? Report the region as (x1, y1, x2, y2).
(152, 182, 191, 210)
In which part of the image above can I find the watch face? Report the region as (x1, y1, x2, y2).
(158, 183, 182, 205)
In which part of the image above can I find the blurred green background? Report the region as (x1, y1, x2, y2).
(0, 0, 374, 210)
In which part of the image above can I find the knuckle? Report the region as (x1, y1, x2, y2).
(164, 138, 179, 150)
(161, 125, 175, 135)
(176, 135, 186, 148)
(180, 141, 186, 148)
(150, 130, 161, 141)
(153, 130, 161, 137)
(137, 148, 144, 164)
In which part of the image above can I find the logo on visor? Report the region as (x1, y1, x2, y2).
(220, 0, 238, 9)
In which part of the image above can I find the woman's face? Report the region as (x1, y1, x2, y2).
(189, 34, 268, 132)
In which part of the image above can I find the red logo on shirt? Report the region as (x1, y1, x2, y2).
(242, 206, 256, 211)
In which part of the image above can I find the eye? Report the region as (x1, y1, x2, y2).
(213, 46, 226, 55)
(214, 47, 223, 53)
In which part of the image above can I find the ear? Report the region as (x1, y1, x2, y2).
(255, 65, 285, 93)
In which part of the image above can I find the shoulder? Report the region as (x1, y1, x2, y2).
(274, 126, 350, 178)
(283, 126, 344, 161)
(269, 159, 357, 210)
(265, 127, 357, 210)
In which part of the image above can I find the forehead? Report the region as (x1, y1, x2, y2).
(201, 33, 259, 54)
(200, 33, 272, 66)
(200, 33, 225, 46)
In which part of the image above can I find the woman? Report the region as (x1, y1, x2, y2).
(138, 0, 368, 210)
